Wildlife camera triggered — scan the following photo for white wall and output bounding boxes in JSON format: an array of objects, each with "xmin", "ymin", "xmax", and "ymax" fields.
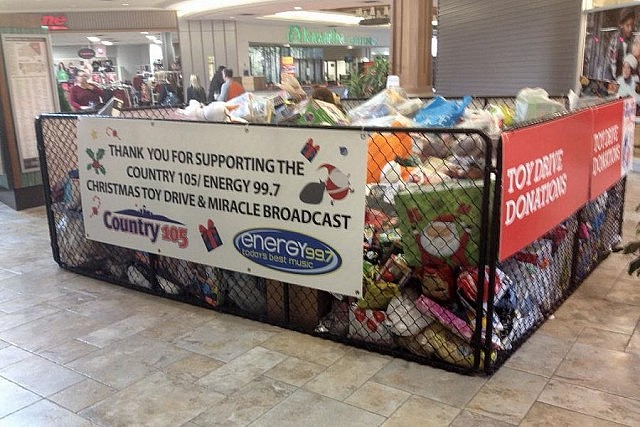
[{"xmin": 115, "ymin": 44, "xmax": 151, "ymax": 82}]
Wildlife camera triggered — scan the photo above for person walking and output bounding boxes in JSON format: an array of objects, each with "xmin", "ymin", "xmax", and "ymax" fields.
[
  {"xmin": 207, "ymin": 65, "xmax": 226, "ymax": 103},
  {"xmin": 216, "ymin": 68, "xmax": 245, "ymax": 102},
  {"xmin": 186, "ymin": 74, "xmax": 207, "ymax": 104}
]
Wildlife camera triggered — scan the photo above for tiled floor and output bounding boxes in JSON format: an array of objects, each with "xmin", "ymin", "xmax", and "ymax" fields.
[{"xmin": 0, "ymin": 175, "xmax": 639, "ymax": 426}]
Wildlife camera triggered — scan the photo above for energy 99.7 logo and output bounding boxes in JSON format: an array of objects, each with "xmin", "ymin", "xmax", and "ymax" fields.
[{"xmin": 234, "ymin": 228, "xmax": 341, "ymax": 275}]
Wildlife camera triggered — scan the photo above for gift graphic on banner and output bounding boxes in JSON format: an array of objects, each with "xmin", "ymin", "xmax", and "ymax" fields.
[
  {"xmin": 199, "ymin": 219, "xmax": 223, "ymax": 252},
  {"xmin": 300, "ymin": 138, "xmax": 320, "ymax": 162}
]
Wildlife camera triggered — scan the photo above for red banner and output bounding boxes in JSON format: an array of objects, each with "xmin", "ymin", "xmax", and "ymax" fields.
[
  {"xmin": 499, "ymin": 110, "xmax": 593, "ymax": 261},
  {"xmin": 590, "ymin": 99, "xmax": 634, "ymax": 200}
]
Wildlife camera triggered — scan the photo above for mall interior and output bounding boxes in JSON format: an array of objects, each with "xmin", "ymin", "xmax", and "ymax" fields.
[{"xmin": 0, "ymin": 0, "xmax": 640, "ymax": 426}]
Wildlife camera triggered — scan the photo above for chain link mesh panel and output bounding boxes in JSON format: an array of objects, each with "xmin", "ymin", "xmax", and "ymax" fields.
[{"xmin": 36, "ymin": 98, "xmax": 625, "ymax": 375}]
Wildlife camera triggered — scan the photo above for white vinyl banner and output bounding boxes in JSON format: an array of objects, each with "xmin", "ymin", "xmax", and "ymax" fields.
[{"xmin": 78, "ymin": 117, "xmax": 367, "ymax": 297}]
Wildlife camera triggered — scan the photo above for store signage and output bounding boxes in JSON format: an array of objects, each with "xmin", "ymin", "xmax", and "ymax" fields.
[
  {"xmin": 40, "ymin": 15, "xmax": 68, "ymax": 30},
  {"xmin": 77, "ymin": 118, "xmax": 367, "ymax": 297},
  {"xmin": 288, "ymin": 25, "xmax": 377, "ymax": 46},
  {"xmin": 590, "ymin": 98, "xmax": 634, "ymax": 200},
  {"xmin": 78, "ymin": 48, "xmax": 96, "ymax": 59},
  {"xmin": 499, "ymin": 110, "xmax": 593, "ymax": 261}
]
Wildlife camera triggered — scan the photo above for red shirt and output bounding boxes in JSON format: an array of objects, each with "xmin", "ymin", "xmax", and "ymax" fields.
[{"xmin": 69, "ymin": 84, "xmax": 104, "ymax": 111}]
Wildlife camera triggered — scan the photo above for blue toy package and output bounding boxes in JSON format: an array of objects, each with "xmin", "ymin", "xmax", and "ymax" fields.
[{"xmin": 414, "ymin": 95, "xmax": 472, "ymax": 127}]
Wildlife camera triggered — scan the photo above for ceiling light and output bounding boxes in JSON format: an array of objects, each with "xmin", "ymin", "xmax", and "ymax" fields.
[
  {"xmin": 229, "ymin": 16, "xmax": 235, "ymax": 19},
  {"xmin": 294, "ymin": 6, "xmax": 302, "ymax": 10},
  {"xmin": 140, "ymin": 31, "xmax": 149, "ymax": 34},
  {"xmin": 122, "ymin": 2, "xmax": 129, "ymax": 5},
  {"xmin": 173, "ymin": 0, "xmax": 268, "ymax": 17},
  {"xmin": 260, "ymin": 11, "xmax": 362, "ymax": 26},
  {"xmin": 102, "ymin": 41, "xmax": 113, "ymax": 46},
  {"xmin": 153, "ymin": 39, "xmax": 163, "ymax": 44},
  {"xmin": 145, "ymin": 35, "xmax": 157, "ymax": 40},
  {"xmin": 87, "ymin": 36, "xmax": 101, "ymax": 42}
]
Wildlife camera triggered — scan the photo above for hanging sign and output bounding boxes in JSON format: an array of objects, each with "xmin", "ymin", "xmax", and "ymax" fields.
[
  {"xmin": 77, "ymin": 118, "xmax": 367, "ymax": 297},
  {"xmin": 78, "ymin": 48, "xmax": 96, "ymax": 59}
]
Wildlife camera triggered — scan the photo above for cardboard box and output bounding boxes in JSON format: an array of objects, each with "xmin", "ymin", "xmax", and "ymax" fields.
[{"xmin": 266, "ymin": 280, "xmax": 332, "ymax": 330}]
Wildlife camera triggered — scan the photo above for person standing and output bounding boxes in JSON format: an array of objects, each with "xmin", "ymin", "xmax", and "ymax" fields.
[
  {"xmin": 207, "ymin": 65, "xmax": 226, "ymax": 103},
  {"xmin": 186, "ymin": 74, "xmax": 207, "ymax": 104},
  {"xmin": 68, "ymin": 71, "xmax": 105, "ymax": 111},
  {"xmin": 216, "ymin": 68, "xmax": 245, "ymax": 102},
  {"xmin": 607, "ymin": 8, "xmax": 636, "ymax": 80}
]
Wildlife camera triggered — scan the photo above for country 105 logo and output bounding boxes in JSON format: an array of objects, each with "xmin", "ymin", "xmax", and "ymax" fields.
[
  {"xmin": 234, "ymin": 228, "xmax": 341, "ymax": 274},
  {"xmin": 102, "ymin": 206, "xmax": 189, "ymax": 249}
]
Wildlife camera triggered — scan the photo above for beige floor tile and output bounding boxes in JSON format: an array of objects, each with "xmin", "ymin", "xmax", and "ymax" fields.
[
  {"xmin": 605, "ymin": 276, "xmax": 640, "ymax": 306},
  {"xmin": 77, "ymin": 312, "xmax": 170, "ymax": 348},
  {"xmin": 381, "ymin": 395, "xmax": 459, "ymax": 427},
  {"xmin": 191, "ymin": 376, "xmax": 296, "ymax": 426},
  {"xmin": 79, "ymin": 372, "xmax": 224, "ymax": 427},
  {"xmin": 555, "ymin": 343, "xmax": 640, "ymax": 400},
  {"xmin": 0, "ymin": 354, "xmax": 86, "ymax": 397},
  {"xmin": 67, "ymin": 335, "xmax": 189, "ymax": 389},
  {"xmin": 0, "ymin": 292, "xmax": 48, "ymax": 314},
  {"xmin": 0, "ymin": 303, "xmax": 61, "ymax": 332},
  {"xmin": 535, "ymin": 316, "xmax": 584, "ymax": 341},
  {"xmin": 196, "ymin": 346, "xmax": 287, "ymax": 395},
  {"xmin": 174, "ymin": 316, "xmax": 280, "ymax": 362},
  {"xmin": 373, "ymin": 359, "xmax": 486, "ymax": 408},
  {"xmin": 449, "ymin": 410, "xmax": 516, "ymax": 426},
  {"xmin": 538, "ymin": 378, "xmax": 640, "ymax": 424},
  {"xmin": 553, "ymin": 296, "xmax": 640, "ymax": 334},
  {"xmin": 138, "ymin": 310, "xmax": 212, "ymax": 342},
  {"xmin": 304, "ymin": 348, "xmax": 391, "ymax": 400},
  {"xmin": 465, "ymin": 367, "xmax": 548, "ymax": 425},
  {"xmin": 0, "ymin": 399, "xmax": 91, "ymax": 427},
  {"xmin": 36, "ymin": 339, "xmax": 100, "ymax": 364},
  {"xmin": 520, "ymin": 402, "xmax": 625, "ymax": 427},
  {"xmin": 49, "ymin": 378, "xmax": 115, "ymax": 412},
  {"xmin": 576, "ymin": 326, "xmax": 631, "ymax": 352},
  {"xmin": 0, "ymin": 288, "xmax": 21, "ymax": 304},
  {"xmin": 260, "ymin": 330, "xmax": 349, "ymax": 367},
  {"xmin": 66, "ymin": 297, "xmax": 149, "ymax": 324},
  {"xmin": 0, "ymin": 377, "xmax": 41, "ymax": 418},
  {"xmin": 0, "ymin": 310, "xmax": 106, "ymax": 353},
  {"xmin": 344, "ymin": 381, "xmax": 410, "ymax": 417},
  {"xmin": 44, "ymin": 289, "xmax": 98, "ymax": 310},
  {"xmin": 264, "ymin": 356, "xmax": 325, "ymax": 387},
  {"xmin": 0, "ymin": 345, "xmax": 31, "ymax": 369},
  {"xmin": 161, "ymin": 352, "xmax": 223, "ymax": 383},
  {"xmin": 503, "ymin": 333, "xmax": 573, "ymax": 377},
  {"xmin": 628, "ymin": 328, "xmax": 640, "ymax": 356},
  {"xmin": 250, "ymin": 389, "xmax": 385, "ymax": 427},
  {"xmin": 0, "ymin": 268, "xmax": 20, "ymax": 281}
]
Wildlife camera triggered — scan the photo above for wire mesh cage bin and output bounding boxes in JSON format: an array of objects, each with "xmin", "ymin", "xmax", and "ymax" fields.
[{"xmin": 36, "ymin": 96, "xmax": 627, "ymax": 375}]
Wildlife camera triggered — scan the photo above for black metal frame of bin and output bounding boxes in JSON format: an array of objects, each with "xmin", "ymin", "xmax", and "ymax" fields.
[{"xmin": 35, "ymin": 97, "xmax": 625, "ymax": 375}]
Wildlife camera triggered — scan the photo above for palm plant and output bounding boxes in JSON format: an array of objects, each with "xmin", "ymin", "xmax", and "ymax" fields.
[{"xmin": 345, "ymin": 56, "xmax": 389, "ymax": 99}]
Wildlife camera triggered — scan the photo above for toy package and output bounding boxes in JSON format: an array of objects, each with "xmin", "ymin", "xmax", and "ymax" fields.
[{"xmin": 394, "ymin": 179, "xmax": 484, "ymax": 268}]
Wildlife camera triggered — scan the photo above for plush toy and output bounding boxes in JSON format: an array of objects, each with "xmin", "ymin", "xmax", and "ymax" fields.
[{"xmin": 177, "ymin": 99, "xmax": 242, "ymax": 123}]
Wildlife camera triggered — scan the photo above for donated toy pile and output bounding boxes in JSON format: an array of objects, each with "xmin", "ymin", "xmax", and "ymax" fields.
[
  {"xmin": 51, "ymin": 77, "xmax": 620, "ymax": 372},
  {"xmin": 171, "ymin": 79, "xmax": 611, "ymax": 369}
]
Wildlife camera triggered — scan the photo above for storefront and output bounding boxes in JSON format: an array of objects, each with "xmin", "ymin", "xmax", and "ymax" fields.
[
  {"xmin": 0, "ymin": 10, "xmax": 179, "ymax": 209},
  {"xmin": 239, "ymin": 22, "xmax": 390, "ymax": 86}
]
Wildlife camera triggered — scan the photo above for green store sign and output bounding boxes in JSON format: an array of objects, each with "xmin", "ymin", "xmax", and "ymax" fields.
[{"xmin": 288, "ymin": 25, "xmax": 377, "ymax": 46}]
